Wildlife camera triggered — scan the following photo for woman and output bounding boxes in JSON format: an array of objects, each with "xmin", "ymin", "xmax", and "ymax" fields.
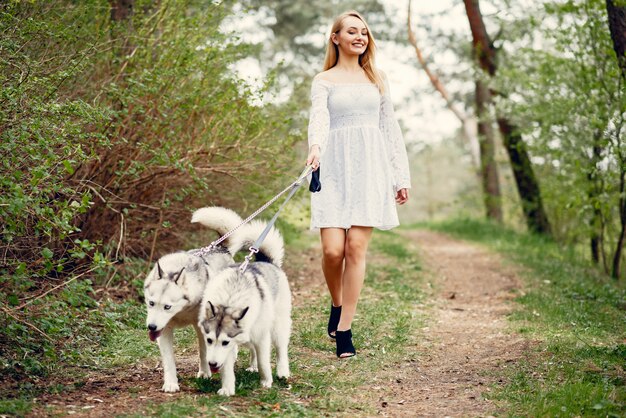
[{"xmin": 305, "ymin": 10, "xmax": 411, "ymax": 358}]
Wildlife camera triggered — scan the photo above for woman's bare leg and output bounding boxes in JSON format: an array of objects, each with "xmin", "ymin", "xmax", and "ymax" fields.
[
  {"xmin": 337, "ymin": 226, "xmax": 373, "ymax": 333},
  {"xmin": 320, "ymin": 228, "xmax": 347, "ymax": 307}
]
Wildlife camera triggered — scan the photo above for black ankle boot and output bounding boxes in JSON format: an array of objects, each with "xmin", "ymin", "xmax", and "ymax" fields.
[
  {"xmin": 335, "ymin": 329, "xmax": 356, "ymax": 358},
  {"xmin": 327, "ymin": 304, "xmax": 341, "ymax": 339}
]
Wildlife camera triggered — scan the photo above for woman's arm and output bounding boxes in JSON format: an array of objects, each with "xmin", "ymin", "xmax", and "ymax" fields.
[
  {"xmin": 306, "ymin": 79, "xmax": 330, "ymax": 170},
  {"xmin": 379, "ymin": 73, "xmax": 411, "ymax": 194}
]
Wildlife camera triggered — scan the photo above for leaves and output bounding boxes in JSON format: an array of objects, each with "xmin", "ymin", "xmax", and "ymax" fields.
[
  {"xmin": 487, "ymin": 0, "xmax": 626, "ymax": 272},
  {"xmin": 0, "ymin": 0, "xmax": 303, "ymax": 383}
]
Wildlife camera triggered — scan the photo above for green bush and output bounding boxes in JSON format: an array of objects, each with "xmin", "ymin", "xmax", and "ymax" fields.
[{"xmin": 0, "ymin": 0, "xmax": 304, "ymax": 386}]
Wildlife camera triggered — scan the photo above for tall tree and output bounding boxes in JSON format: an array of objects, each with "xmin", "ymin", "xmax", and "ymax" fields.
[
  {"xmin": 606, "ymin": 0, "xmax": 626, "ymax": 77},
  {"xmin": 476, "ymin": 79, "xmax": 503, "ymax": 222},
  {"xmin": 606, "ymin": 0, "xmax": 626, "ymax": 278},
  {"xmin": 463, "ymin": 0, "xmax": 552, "ymax": 235},
  {"xmin": 407, "ymin": 1, "xmax": 504, "ymax": 222},
  {"xmin": 491, "ymin": 1, "xmax": 624, "ymax": 276},
  {"xmin": 588, "ymin": 130, "xmax": 605, "ymax": 268}
]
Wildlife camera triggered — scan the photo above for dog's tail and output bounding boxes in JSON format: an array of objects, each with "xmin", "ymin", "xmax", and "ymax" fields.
[
  {"xmin": 231, "ymin": 220, "xmax": 285, "ymax": 267},
  {"xmin": 191, "ymin": 206, "xmax": 243, "ymax": 253}
]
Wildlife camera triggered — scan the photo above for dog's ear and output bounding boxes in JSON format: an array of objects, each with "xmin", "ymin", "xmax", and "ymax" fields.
[
  {"xmin": 233, "ymin": 306, "xmax": 249, "ymax": 321},
  {"xmin": 207, "ymin": 301, "xmax": 217, "ymax": 318},
  {"xmin": 156, "ymin": 262, "xmax": 164, "ymax": 280},
  {"xmin": 173, "ymin": 267, "xmax": 185, "ymax": 284}
]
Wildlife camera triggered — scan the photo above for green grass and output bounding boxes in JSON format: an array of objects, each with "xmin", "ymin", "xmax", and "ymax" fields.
[
  {"xmin": 6, "ymin": 219, "xmax": 625, "ymax": 416},
  {"xmin": 159, "ymin": 229, "xmax": 425, "ymax": 416},
  {"xmin": 0, "ymin": 295, "xmax": 148, "ymax": 417},
  {"xmin": 425, "ymin": 218, "xmax": 626, "ymax": 417},
  {"xmin": 6, "ymin": 228, "xmax": 426, "ymax": 416},
  {"xmin": 0, "ymin": 398, "xmax": 32, "ymax": 417}
]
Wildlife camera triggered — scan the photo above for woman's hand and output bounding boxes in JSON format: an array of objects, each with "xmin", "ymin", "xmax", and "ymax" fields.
[
  {"xmin": 306, "ymin": 145, "xmax": 321, "ymax": 171},
  {"xmin": 395, "ymin": 188, "xmax": 409, "ymax": 205}
]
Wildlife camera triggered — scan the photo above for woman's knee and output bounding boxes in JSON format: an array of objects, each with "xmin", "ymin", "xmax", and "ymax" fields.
[
  {"xmin": 323, "ymin": 245, "xmax": 345, "ymax": 264},
  {"xmin": 345, "ymin": 237, "xmax": 369, "ymax": 263}
]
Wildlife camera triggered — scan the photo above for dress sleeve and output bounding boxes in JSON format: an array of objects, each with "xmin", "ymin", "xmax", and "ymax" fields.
[
  {"xmin": 307, "ymin": 80, "xmax": 330, "ymax": 154},
  {"xmin": 379, "ymin": 77, "xmax": 411, "ymax": 191}
]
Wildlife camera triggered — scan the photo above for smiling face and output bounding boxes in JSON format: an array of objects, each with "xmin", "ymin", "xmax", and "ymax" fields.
[{"xmin": 331, "ymin": 15, "xmax": 369, "ymax": 57}]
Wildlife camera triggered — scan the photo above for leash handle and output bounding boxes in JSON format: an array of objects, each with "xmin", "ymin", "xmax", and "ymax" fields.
[{"xmin": 194, "ymin": 165, "xmax": 313, "ymax": 258}]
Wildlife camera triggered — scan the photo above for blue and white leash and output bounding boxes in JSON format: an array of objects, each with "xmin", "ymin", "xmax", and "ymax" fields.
[{"xmin": 192, "ymin": 165, "xmax": 313, "ymax": 262}]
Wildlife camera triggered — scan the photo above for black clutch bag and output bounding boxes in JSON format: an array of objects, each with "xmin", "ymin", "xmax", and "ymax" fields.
[{"xmin": 309, "ymin": 167, "xmax": 321, "ymax": 192}]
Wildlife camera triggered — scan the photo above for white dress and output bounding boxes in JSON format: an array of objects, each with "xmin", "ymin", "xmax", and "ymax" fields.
[{"xmin": 308, "ymin": 78, "xmax": 411, "ymax": 230}]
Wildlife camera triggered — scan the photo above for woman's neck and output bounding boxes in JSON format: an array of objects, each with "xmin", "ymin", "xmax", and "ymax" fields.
[{"xmin": 335, "ymin": 53, "xmax": 362, "ymax": 73}]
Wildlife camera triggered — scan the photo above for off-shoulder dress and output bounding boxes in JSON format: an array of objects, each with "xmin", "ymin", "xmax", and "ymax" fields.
[{"xmin": 308, "ymin": 78, "xmax": 411, "ymax": 230}]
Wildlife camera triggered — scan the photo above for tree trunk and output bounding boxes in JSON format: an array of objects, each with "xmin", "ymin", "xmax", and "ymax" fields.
[
  {"xmin": 476, "ymin": 80, "xmax": 502, "ymax": 222},
  {"xmin": 588, "ymin": 131, "xmax": 605, "ymax": 268},
  {"xmin": 463, "ymin": 0, "xmax": 552, "ymax": 236},
  {"xmin": 497, "ymin": 119, "xmax": 551, "ymax": 234},
  {"xmin": 464, "ymin": 0, "xmax": 496, "ymax": 77},
  {"xmin": 613, "ymin": 168, "xmax": 626, "ymax": 278},
  {"xmin": 606, "ymin": 0, "xmax": 626, "ymax": 77},
  {"xmin": 606, "ymin": 1, "xmax": 626, "ymax": 279}
]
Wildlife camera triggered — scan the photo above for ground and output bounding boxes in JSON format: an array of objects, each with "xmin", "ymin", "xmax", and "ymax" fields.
[
  {"xmin": 365, "ymin": 230, "xmax": 529, "ymax": 417},
  {"xmin": 28, "ymin": 229, "xmax": 529, "ymax": 417}
]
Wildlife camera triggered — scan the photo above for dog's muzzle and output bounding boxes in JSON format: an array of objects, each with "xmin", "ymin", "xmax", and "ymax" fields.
[
  {"xmin": 209, "ymin": 361, "xmax": 220, "ymax": 373},
  {"xmin": 148, "ymin": 324, "xmax": 162, "ymax": 341}
]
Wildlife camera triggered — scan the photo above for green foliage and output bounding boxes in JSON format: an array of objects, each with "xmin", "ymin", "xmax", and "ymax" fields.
[
  {"xmin": 0, "ymin": 397, "xmax": 32, "ymax": 417},
  {"xmin": 493, "ymin": 0, "xmax": 626, "ymax": 275},
  {"xmin": 1, "ymin": 1, "xmax": 111, "ymax": 279},
  {"xmin": 429, "ymin": 218, "xmax": 625, "ymax": 416},
  {"xmin": 0, "ymin": 0, "xmax": 304, "ymax": 387},
  {"xmin": 1, "ymin": 1, "xmax": 113, "ymax": 385},
  {"xmin": 75, "ymin": 0, "xmax": 302, "ymax": 257}
]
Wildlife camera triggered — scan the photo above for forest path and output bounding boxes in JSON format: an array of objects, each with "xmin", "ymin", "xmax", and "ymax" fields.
[
  {"xmin": 31, "ymin": 229, "xmax": 529, "ymax": 417},
  {"xmin": 372, "ymin": 229, "xmax": 528, "ymax": 417}
]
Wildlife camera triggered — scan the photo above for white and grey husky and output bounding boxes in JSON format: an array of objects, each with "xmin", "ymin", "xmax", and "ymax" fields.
[
  {"xmin": 143, "ymin": 206, "xmax": 244, "ymax": 393},
  {"xmin": 198, "ymin": 220, "xmax": 292, "ymax": 396}
]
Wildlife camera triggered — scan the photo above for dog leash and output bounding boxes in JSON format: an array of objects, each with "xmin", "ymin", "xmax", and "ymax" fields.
[
  {"xmin": 238, "ymin": 166, "xmax": 308, "ymax": 273},
  {"xmin": 192, "ymin": 165, "xmax": 313, "ymax": 259}
]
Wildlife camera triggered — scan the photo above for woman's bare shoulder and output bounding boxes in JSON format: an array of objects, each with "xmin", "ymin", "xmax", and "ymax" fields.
[{"xmin": 313, "ymin": 69, "xmax": 339, "ymax": 83}]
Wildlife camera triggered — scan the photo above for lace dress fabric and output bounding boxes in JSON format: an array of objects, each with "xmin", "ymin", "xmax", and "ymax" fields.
[{"xmin": 308, "ymin": 78, "xmax": 411, "ymax": 230}]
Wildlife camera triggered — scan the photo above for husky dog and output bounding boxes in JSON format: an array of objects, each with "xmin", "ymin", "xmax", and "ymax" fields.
[
  {"xmin": 198, "ymin": 220, "xmax": 292, "ymax": 396},
  {"xmin": 143, "ymin": 206, "xmax": 244, "ymax": 393}
]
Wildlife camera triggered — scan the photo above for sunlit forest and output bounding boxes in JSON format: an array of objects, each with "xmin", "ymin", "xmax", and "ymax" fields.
[{"xmin": 1, "ymin": 0, "xmax": 624, "ymax": 416}]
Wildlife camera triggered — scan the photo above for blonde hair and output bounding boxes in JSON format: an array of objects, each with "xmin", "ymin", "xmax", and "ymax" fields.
[{"xmin": 323, "ymin": 10, "xmax": 385, "ymax": 93}]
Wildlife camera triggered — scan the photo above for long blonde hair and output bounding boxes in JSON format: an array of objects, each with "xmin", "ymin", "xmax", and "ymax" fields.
[{"xmin": 323, "ymin": 10, "xmax": 385, "ymax": 93}]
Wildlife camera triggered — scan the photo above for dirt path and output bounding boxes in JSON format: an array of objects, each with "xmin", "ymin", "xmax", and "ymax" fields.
[
  {"xmin": 373, "ymin": 230, "xmax": 528, "ymax": 417},
  {"xmin": 29, "ymin": 229, "xmax": 529, "ymax": 417}
]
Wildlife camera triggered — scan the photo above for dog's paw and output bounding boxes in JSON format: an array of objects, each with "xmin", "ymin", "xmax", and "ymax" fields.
[
  {"xmin": 260, "ymin": 378, "xmax": 273, "ymax": 388},
  {"xmin": 217, "ymin": 387, "xmax": 235, "ymax": 397},
  {"xmin": 162, "ymin": 381, "xmax": 180, "ymax": 393},
  {"xmin": 276, "ymin": 364, "xmax": 290, "ymax": 379},
  {"xmin": 245, "ymin": 365, "xmax": 258, "ymax": 373},
  {"xmin": 196, "ymin": 370, "xmax": 211, "ymax": 379}
]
